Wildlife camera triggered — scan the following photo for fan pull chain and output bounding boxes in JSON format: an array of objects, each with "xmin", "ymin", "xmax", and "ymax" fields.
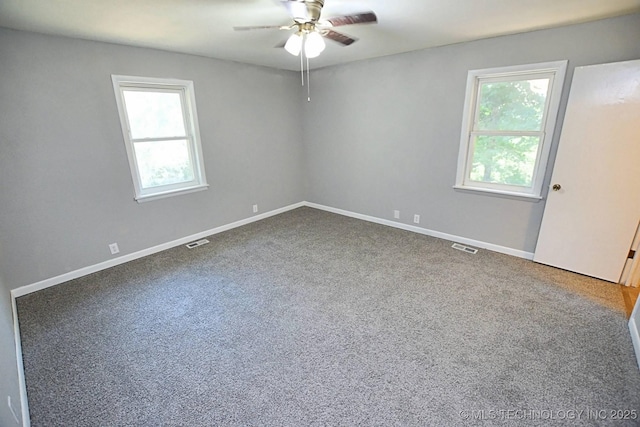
[
  {"xmin": 296, "ymin": 34, "xmax": 311, "ymax": 101},
  {"xmin": 307, "ymin": 55, "xmax": 311, "ymax": 102},
  {"xmin": 300, "ymin": 45, "xmax": 304, "ymax": 86}
]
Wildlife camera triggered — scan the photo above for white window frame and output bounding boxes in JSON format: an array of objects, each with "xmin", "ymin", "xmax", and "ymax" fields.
[
  {"xmin": 454, "ymin": 61, "xmax": 568, "ymax": 200},
  {"xmin": 111, "ymin": 75, "xmax": 208, "ymax": 202}
]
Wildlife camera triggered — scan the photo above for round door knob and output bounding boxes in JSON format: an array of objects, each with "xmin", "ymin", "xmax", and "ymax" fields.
[{"xmin": 552, "ymin": 184, "xmax": 562, "ymax": 191}]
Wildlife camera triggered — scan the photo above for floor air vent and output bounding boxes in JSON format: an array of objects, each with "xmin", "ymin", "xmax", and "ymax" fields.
[
  {"xmin": 186, "ymin": 239, "xmax": 210, "ymax": 249},
  {"xmin": 452, "ymin": 243, "xmax": 478, "ymax": 254}
]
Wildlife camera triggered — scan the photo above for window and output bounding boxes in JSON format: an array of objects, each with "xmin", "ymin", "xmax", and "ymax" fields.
[
  {"xmin": 455, "ymin": 61, "xmax": 567, "ymax": 199},
  {"xmin": 112, "ymin": 75, "xmax": 208, "ymax": 202}
]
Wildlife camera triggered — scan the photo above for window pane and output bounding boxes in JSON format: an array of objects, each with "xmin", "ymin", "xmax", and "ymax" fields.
[
  {"xmin": 477, "ymin": 78, "xmax": 549, "ymax": 131},
  {"xmin": 469, "ymin": 135, "xmax": 540, "ymax": 187},
  {"xmin": 123, "ymin": 90, "xmax": 186, "ymax": 139},
  {"xmin": 133, "ymin": 139, "xmax": 195, "ymax": 188}
]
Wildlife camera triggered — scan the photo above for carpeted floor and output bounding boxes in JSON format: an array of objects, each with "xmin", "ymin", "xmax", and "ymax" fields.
[{"xmin": 16, "ymin": 207, "xmax": 640, "ymax": 426}]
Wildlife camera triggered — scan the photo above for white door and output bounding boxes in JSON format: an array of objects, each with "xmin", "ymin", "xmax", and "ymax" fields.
[{"xmin": 534, "ymin": 60, "xmax": 640, "ymax": 283}]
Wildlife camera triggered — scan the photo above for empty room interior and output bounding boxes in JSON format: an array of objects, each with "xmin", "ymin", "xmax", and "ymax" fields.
[{"xmin": 1, "ymin": 1, "xmax": 640, "ymax": 425}]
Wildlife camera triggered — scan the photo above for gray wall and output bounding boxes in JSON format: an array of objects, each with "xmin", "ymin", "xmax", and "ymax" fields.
[
  {"xmin": 0, "ymin": 28, "xmax": 305, "ymax": 426},
  {"xmin": 303, "ymin": 13, "xmax": 640, "ymax": 253},
  {"xmin": 0, "ymin": 28, "xmax": 305, "ymax": 290}
]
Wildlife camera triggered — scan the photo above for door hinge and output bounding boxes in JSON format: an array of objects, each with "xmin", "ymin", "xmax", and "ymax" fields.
[{"xmin": 628, "ymin": 249, "xmax": 636, "ymax": 259}]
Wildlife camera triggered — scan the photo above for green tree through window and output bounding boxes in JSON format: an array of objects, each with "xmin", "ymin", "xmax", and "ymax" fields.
[{"xmin": 471, "ymin": 79, "xmax": 548, "ymax": 187}]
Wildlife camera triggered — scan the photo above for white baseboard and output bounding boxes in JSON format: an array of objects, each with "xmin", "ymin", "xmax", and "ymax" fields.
[
  {"xmin": 11, "ymin": 294, "xmax": 30, "ymax": 427},
  {"xmin": 10, "ymin": 202, "xmax": 304, "ymax": 299},
  {"xmin": 11, "ymin": 200, "xmax": 534, "ymax": 299},
  {"xmin": 630, "ymin": 300, "xmax": 640, "ymax": 371},
  {"xmin": 304, "ymin": 202, "xmax": 534, "ymax": 260}
]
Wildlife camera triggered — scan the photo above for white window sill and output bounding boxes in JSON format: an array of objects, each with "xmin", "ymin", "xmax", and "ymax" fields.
[
  {"xmin": 135, "ymin": 184, "xmax": 209, "ymax": 203},
  {"xmin": 453, "ymin": 185, "xmax": 542, "ymax": 202}
]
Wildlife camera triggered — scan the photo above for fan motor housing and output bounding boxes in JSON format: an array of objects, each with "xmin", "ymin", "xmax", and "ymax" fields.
[{"xmin": 291, "ymin": 0, "xmax": 325, "ymax": 23}]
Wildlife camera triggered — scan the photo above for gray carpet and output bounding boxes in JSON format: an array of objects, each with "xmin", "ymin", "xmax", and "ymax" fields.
[{"xmin": 16, "ymin": 207, "xmax": 640, "ymax": 426}]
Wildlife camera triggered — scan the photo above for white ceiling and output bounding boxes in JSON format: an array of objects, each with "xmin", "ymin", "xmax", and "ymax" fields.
[{"xmin": 1, "ymin": 0, "xmax": 639, "ymax": 71}]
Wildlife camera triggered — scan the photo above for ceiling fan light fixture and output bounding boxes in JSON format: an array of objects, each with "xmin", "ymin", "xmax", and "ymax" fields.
[
  {"xmin": 284, "ymin": 32, "xmax": 303, "ymax": 56},
  {"xmin": 304, "ymin": 31, "xmax": 325, "ymax": 58}
]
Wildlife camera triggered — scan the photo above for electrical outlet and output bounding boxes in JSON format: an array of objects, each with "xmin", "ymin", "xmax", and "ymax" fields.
[
  {"xmin": 108, "ymin": 243, "xmax": 120, "ymax": 255},
  {"xmin": 8, "ymin": 396, "xmax": 19, "ymax": 424},
  {"xmin": 393, "ymin": 210, "xmax": 400, "ymax": 219},
  {"xmin": 252, "ymin": 204, "xmax": 258, "ymax": 213},
  {"xmin": 413, "ymin": 214, "xmax": 420, "ymax": 224}
]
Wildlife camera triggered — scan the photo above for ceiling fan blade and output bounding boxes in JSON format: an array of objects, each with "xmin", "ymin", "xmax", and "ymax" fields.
[
  {"xmin": 325, "ymin": 12, "xmax": 377, "ymax": 27},
  {"xmin": 233, "ymin": 25, "xmax": 291, "ymax": 31},
  {"xmin": 322, "ymin": 29, "xmax": 357, "ymax": 46}
]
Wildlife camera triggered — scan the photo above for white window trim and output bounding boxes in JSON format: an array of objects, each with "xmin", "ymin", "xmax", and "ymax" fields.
[
  {"xmin": 454, "ymin": 60, "xmax": 568, "ymax": 200},
  {"xmin": 111, "ymin": 75, "xmax": 208, "ymax": 203}
]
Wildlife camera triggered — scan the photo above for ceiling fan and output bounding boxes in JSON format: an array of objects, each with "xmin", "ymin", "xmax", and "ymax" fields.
[{"xmin": 234, "ymin": 0, "xmax": 377, "ymax": 59}]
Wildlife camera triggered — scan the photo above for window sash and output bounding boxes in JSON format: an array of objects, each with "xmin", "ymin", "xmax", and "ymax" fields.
[
  {"xmin": 119, "ymin": 86, "xmax": 190, "ymax": 140},
  {"xmin": 131, "ymin": 138, "xmax": 198, "ymax": 190},
  {"xmin": 472, "ymin": 73, "xmax": 555, "ymax": 135},
  {"xmin": 465, "ymin": 133, "xmax": 544, "ymax": 193}
]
